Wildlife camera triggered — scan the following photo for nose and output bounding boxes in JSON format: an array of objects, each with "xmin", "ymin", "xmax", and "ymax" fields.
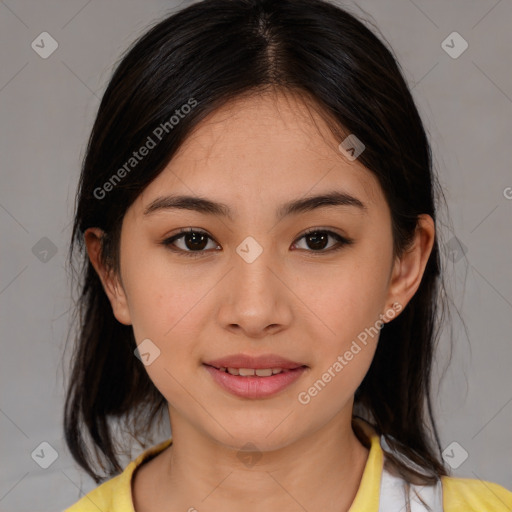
[{"xmin": 216, "ymin": 246, "xmax": 293, "ymax": 339}]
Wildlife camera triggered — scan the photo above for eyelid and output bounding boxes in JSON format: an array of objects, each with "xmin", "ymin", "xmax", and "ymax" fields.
[
  {"xmin": 297, "ymin": 226, "xmax": 348, "ymax": 239},
  {"xmin": 292, "ymin": 227, "xmax": 354, "ymax": 253}
]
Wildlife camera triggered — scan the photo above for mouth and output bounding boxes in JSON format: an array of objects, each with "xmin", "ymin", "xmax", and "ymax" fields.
[
  {"xmin": 207, "ymin": 366, "xmax": 298, "ymax": 377},
  {"xmin": 203, "ymin": 354, "xmax": 308, "ymax": 399},
  {"xmin": 204, "ymin": 353, "xmax": 306, "ymax": 371}
]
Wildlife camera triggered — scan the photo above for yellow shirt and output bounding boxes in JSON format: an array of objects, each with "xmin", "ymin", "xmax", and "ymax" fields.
[{"xmin": 64, "ymin": 428, "xmax": 512, "ymax": 512}]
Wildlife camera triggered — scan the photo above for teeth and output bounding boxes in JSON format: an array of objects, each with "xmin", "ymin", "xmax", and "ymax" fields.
[
  {"xmin": 255, "ymin": 368, "xmax": 273, "ymax": 377},
  {"xmin": 223, "ymin": 367, "xmax": 284, "ymax": 376}
]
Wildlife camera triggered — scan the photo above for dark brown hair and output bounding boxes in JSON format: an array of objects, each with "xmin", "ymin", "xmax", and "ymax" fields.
[{"xmin": 64, "ymin": 0, "xmax": 451, "ymax": 485}]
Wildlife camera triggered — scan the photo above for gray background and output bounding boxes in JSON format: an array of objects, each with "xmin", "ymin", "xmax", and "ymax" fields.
[{"xmin": 1, "ymin": 0, "xmax": 511, "ymax": 510}]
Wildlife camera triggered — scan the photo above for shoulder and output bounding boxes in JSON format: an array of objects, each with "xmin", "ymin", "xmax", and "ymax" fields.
[
  {"xmin": 62, "ymin": 474, "xmax": 123, "ymax": 512},
  {"xmin": 442, "ymin": 475, "xmax": 512, "ymax": 512},
  {"xmin": 63, "ymin": 437, "xmax": 173, "ymax": 512}
]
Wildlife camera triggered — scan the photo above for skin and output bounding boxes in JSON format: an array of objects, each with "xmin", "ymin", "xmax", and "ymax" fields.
[{"xmin": 85, "ymin": 89, "xmax": 435, "ymax": 512}]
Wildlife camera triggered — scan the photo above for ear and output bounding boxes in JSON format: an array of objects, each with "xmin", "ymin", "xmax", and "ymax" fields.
[
  {"xmin": 383, "ymin": 214, "xmax": 435, "ymax": 322},
  {"xmin": 84, "ymin": 227, "xmax": 132, "ymax": 325}
]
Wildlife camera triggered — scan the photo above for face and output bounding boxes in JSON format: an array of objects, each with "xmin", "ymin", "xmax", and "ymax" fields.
[{"xmin": 87, "ymin": 90, "xmax": 431, "ymax": 452}]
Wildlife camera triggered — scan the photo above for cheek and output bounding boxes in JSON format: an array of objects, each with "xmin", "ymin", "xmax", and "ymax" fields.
[
  {"xmin": 294, "ymin": 253, "xmax": 390, "ymax": 347},
  {"xmin": 124, "ymin": 262, "xmax": 211, "ymax": 397},
  {"xmin": 294, "ymin": 261, "xmax": 386, "ymax": 412},
  {"xmin": 121, "ymin": 246, "xmax": 211, "ymax": 345},
  {"xmin": 130, "ymin": 284, "xmax": 207, "ymax": 346},
  {"xmin": 296, "ymin": 343, "xmax": 376, "ymax": 420}
]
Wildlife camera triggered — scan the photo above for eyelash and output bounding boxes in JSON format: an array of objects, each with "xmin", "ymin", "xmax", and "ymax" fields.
[{"xmin": 161, "ymin": 227, "xmax": 354, "ymax": 258}]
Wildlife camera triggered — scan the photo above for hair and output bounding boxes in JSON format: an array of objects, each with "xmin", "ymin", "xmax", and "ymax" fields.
[{"xmin": 64, "ymin": 0, "xmax": 452, "ymax": 486}]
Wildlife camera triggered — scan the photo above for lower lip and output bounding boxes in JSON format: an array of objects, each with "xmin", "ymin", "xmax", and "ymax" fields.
[{"xmin": 203, "ymin": 365, "xmax": 307, "ymax": 399}]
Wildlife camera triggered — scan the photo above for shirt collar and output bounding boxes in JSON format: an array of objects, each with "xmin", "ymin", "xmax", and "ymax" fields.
[{"xmin": 348, "ymin": 417, "xmax": 383, "ymax": 512}]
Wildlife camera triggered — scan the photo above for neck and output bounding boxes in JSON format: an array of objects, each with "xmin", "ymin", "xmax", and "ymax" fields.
[{"xmin": 145, "ymin": 409, "xmax": 370, "ymax": 512}]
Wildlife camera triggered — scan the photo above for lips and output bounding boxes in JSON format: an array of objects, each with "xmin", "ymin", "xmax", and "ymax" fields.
[{"xmin": 203, "ymin": 353, "xmax": 308, "ymax": 399}]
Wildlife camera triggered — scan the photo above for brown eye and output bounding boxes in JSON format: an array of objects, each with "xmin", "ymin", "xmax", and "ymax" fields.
[
  {"xmin": 162, "ymin": 228, "xmax": 220, "ymax": 256},
  {"xmin": 292, "ymin": 229, "xmax": 353, "ymax": 252}
]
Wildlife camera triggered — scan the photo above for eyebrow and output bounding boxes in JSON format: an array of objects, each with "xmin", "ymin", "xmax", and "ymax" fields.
[{"xmin": 143, "ymin": 191, "xmax": 368, "ymax": 220}]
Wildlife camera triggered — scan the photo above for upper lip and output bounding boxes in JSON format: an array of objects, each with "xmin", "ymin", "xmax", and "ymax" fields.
[{"xmin": 204, "ymin": 353, "xmax": 306, "ymax": 370}]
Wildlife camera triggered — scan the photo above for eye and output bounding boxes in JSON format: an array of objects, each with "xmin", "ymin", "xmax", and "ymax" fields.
[
  {"xmin": 291, "ymin": 229, "xmax": 353, "ymax": 253},
  {"xmin": 161, "ymin": 228, "xmax": 220, "ymax": 257},
  {"xmin": 161, "ymin": 227, "xmax": 353, "ymax": 258}
]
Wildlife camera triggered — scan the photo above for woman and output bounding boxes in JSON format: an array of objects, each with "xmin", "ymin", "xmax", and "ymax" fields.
[{"xmin": 63, "ymin": 1, "xmax": 512, "ymax": 510}]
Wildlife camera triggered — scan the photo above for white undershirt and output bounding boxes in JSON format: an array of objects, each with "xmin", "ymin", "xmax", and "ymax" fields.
[{"xmin": 378, "ymin": 436, "xmax": 444, "ymax": 511}]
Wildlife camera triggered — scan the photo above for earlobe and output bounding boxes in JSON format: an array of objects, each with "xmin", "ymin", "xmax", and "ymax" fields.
[
  {"xmin": 83, "ymin": 227, "xmax": 132, "ymax": 326},
  {"xmin": 384, "ymin": 214, "xmax": 435, "ymax": 321}
]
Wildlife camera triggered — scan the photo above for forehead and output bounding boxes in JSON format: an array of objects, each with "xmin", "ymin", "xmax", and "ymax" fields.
[
  {"xmin": 176, "ymin": 90, "xmax": 353, "ymax": 166},
  {"xmin": 134, "ymin": 90, "xmax": 384, "ymax": 214}
]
